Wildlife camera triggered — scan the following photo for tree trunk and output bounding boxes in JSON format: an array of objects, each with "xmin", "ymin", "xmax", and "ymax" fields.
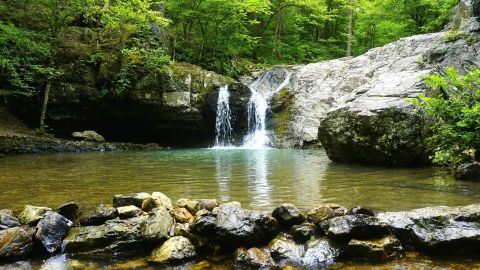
[
  {"xmin": 275, "ymin": 4, "xmax": 283, "ymax": 40},
  {"xmin": 102, "ymin": 0, "xmax": 110, "ymax": 11},
  {"xmin": 39, "ymin": 81, "xmax": 51, "ymax": 132},
  {"xmin": 347, "ymin": 0, "xmax": 354, "ymax": 57}
]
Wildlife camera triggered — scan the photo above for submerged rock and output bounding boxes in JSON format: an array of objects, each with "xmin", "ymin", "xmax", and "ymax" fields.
[
  {"xmin": 71, "ymin": 130, "xmax": 105, "ymax": 142},
  {"xmin": 79, "ymin": 204, "xmax": 118, "ymax": 226},
  {"xmin": 347, "ymin": 236, "xmax": 403, "ymax": 261},
  {"xmin": 62, "ymin": 216, "xmax": 147, "ymax": 257},
  {"xmin": 455, "ymin": 162, "xmax": 480, "ymax": 181},
  {"xmin": 234, "ymin": 247, "xmax": 276, "ymax": 270},
  {"xmin": 149, "ymin": 236, "xmax": 196, "ymax": 264},
  {"xmin": 0, "ymin": 209, "xmax": 21, "ymax": 229},
  {"xmin": 142, "ymin": 206, "xmax": 174, "ymax": 241},
  {"xmin": 272, "ymin": 204, "xmax": 305, "ymax": 228},
  {"xmin": 0, "ymin": 227, "xmax": 34, "ymax": 259},
  {"xmin": 215, "ymin": 202, "xmax": 279, "ymax": 247},
  {"xmin": 18, "ymin": 205, "xmax": 52, "ymax": 225},
  {"xmin": 306, "ymin": 204, "xmax": 348, "ymax": 224},
  {"xmin": 377, "ymin": 204, "xmax": 480, "ymax": 252},
  {"xmin": 35, "ymin": 211, "xmax": 73, "ymax": 253},
  {"xmin": 300, "ymin": 238, "xmax": 341, "ymax": 268}
]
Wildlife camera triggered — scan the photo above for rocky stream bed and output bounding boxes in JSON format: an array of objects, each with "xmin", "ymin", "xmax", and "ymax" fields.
[{"xmin": 1, "ymin": 192, "xmax": 480, "ymax": 269}]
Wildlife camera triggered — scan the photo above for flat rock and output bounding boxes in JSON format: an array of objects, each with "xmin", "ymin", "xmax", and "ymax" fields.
[
  {"xmin": 35, "ymin": 211, "xmax": 73, "ymax": 253},
  {"xmin": 149, "ymin": 236, "xmax": 196, "ymax": 264},
  {"xmin": 71, "ymin": 130, "xmax": 105, "ymax": 142},
  {"xmin": 320, "ymin": 214, "xmax": 389, "ymax": 240},
  {"xmin": 0, "ymin": 227, "xmax": 34, "ymax": 259},
  {"xmin": 306, "ymin": 204, "xmax": 348, "ymax": 224},
  {"xmin": 79, "ymin": 204, "xmax": 118, "ymax": 226},
  {"xmin": 18, "ymin": 205, "xmax": 52, "ymax": 225},
  {"xmin": 117, "ymin": 205, "xmax": 143, "ymax": 219},
  {"xmin": 113, "ymin": 193, "xmax": 151, "ymax": 208}
]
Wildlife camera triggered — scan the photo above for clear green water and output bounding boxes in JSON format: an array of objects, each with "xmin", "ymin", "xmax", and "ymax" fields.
[{"xmin": 1, "ymin": 149, "xmax": 479, "ymax": 212}]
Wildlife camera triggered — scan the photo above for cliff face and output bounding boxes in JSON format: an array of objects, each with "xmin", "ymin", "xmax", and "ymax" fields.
[{"xmin": 266, "ymin": 0, "xmax": 480, "ymax": 165}]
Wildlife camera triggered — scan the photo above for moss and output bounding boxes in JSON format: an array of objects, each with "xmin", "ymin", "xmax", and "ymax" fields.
[
  {"xmin": 467, "ymin": 34, "xmax": 480, "ymax": 46},
  {"xmin": 444, "ymin": 31, "xmax": 467, "ymax": 43},
  {"xmin": 272, "ymin": 88, "xmax": 295, "ymax": 140}
]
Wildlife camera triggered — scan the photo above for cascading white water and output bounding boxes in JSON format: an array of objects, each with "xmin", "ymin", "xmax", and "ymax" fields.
[
  {"xmin": 242, "ymin": 70, "xmax": 291, "ymax": 148},
  {"xmin": 213, "ymin": 85, "xmax": 233, "ymax": 147}
]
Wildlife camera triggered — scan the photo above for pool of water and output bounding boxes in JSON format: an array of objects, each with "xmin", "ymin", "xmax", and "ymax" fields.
[{"xmin": 1, "ymin": 148, "xmax": 480, "ymax": 212}]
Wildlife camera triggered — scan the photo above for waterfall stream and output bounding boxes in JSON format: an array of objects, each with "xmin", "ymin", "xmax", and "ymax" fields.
[
  {"xmin": 242, "ymin": 70, "xmax": 291, "ymax": 148},
  {"xmin": 213, "ymin": 85, "xmax": 233, "ymax": 148}
]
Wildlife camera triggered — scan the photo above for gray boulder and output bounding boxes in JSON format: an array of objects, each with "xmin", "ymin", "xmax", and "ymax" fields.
[
  {"xmin": 0, "ymin": 209, "xmax": 21, "ymax": 229},
  {"xmin": 35, "ymin": 211, "xmax": 73, "ymax": 253},
  {"xmin": 300, "ymin": 238, "xmax": 341, "ymax": 268},
  {"xmin": 455, "ymin": 162, "xmax": 480, "ymax": 181},
  {"xmin": 290, "ymin": 222, "xmax": 316, "ymax": 243},
  {"xmin": 142, "ymin": 206, "xmax": 174, "ymax": 241},
  {"xmin": 268, "ymin": 236, "xmax": 304, "ymax": 264},
  {"xmin": 320, "ymin": 214, "xmax": 390, "ymax": 240},
  {"xmin": 0, "ymin": 227, "xmax": 34, "ymax": 259},
  {"xmin": 149, "ymin": 236, "xmax": 196, "ymax": 264},
  {"xmin": 272, "ymin": 204, "xmax": 305, "ymax": 228},
  {"xmin": 215, "ymin": 202, "xmax": 279, "ymax": 247},
  {"xmin": 71, "ymin": 131, "xmax": 105, "ymax": 142}
]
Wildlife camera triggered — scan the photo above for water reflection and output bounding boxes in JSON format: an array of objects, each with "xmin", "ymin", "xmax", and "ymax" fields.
[{"xmin": 0, "ymin": 149, "xmax": 480, "ymax": 211}]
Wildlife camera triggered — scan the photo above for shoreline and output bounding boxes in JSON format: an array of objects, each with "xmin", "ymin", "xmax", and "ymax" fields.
[{"xmin": 1, "ymin": 192, "xmax": 480, "ymax": 268}]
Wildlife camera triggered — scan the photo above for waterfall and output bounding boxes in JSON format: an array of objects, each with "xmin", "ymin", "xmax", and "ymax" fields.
[
  {"xmin": 242, "ymin": 70, "xmax": 291, "ymax": 149},
  {"xmin": 214, "ymin": 85, "xmax": 233, "ymax": 147}
]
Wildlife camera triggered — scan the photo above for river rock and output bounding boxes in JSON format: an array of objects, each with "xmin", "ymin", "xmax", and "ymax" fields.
[
  {"xmin": 348, "ymin": 206, "xmax": 375, "ymax": 216},
  {"xmin": 0, "ymin": 210, "xmax": 21, "ymax": 229},
  {"xmin": 56, "ymin": 202, "xmax": 80, "ymax": 221},
  {"xmin": 71, "ymin": 130, "xmax": 105, "ymax": 142},
  {"xmin": 149, "ymin": 236, "xmax": 197, "ymax": 264},
  {"xmin": 35, "ymin": 211, "xmax": 73, "ymax": 253},
  {"xmin": 268, "ymin": 236, "xmax": 304, "ymax": 264},
  {"xmin": 176, "ymin": 198, "xmax": 219, "ymax": 214},
  {"xmin": 272, "ymin": 204, "xmax": 305, "ymax": 228},
  {"xmin": 62, "ymin": 216, "xmax": 147, "ymax": 257},
  {"xmin": 455, "ymin": 162, "xmax": 480, "ymax": 181},
  {"xmin": 173, "ymin": 223, "xmax": 213, "ymax": 252},
  {"xmin": 173, "ymin": 208, "xmax": 194, "ymax": 223},
  {"xmin": 190, "ymin": 210, "xmax": 217, "ymax": 236},
  {"xmin": 300, "ymin": 238, "xmax": 341, "ymax": 268},
  {"xmin": 18, "ymin": 205, "xmax": 52, "ymax": 225},
  {"xmin": 215, "ymin": 202, "xmax": 279, "ymax": 247},
  {"xmin": 347, "ymin": 236, "xmax": 403, "ymax": 261},
  {"xmin": 377, "ymin": 204, "xmax": 480, "ymax": 252},
  {"xmin": 320, "ymin": 214, "xmax": 389, "ymax": 240},
  {"xmin": 113, "ymin": 192, "xmax": 151, "ymax": 208},
  {"xmin": 117, "ymin": 205, "xmax": 143, "ymax": 219},
  {"xmin": 234, "ymin": 247, "xmax": 276, "ymax": 270},
  {"xmin": 306, "ymin": 204, "xmax": 348, "ymax": 224},
  {"xmin": 151, "ymin": 192, "xmax": 173, "ymax": 210},
  {"xmin": 142, "ymin": 206, "xmax": 174, "ymax": 241},
  {"xmin": 0, "ymin": 261, "xmax": 33, "ymax": 270},
  {"xmin": 0, "ymin": 227, "xmax": 34, "ymax": 259},
  {"xmin": 290, "ymin": 222, "xmax": 316, "ymax": 243},
  {"xmin": 79, "ymin": 204, "xmax": 118, "ymax": 226}
]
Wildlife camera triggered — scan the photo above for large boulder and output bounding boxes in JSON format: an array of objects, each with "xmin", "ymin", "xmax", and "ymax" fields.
[
  {"xmin": 455, "ymin": 162, "xmax": 480, "ymax": 181},
  {"xmin": 149, "ymin": 236, "xmax": 196, "ymax": 264},
  {"xmin": 0, "ymin": 227, "xmax": 34, "ymax": 259},
  {"xmin": 377, "ymin": 204, "xmax": 480, "ymax": 252},
  {"xmin": 320, "ymin": 214, "xmax": 390, "ymax": 240},
  {"xmin": 35, "ymin": 211, "xmax": 73, "ymax": 253},
  {"xmin": 214, "ymin": 202, "xmax": 279, "ymax": 248},
  {"xmin": 300, "ymin": 238, "xmax": 341, "ymax": 268},
  {"xmin": 142, "ymin": 207, "xmax": 174, "ymax": 241},
  {"xmin": 62, "ymin": 216, "xmax": 147, "ymax": 257}
]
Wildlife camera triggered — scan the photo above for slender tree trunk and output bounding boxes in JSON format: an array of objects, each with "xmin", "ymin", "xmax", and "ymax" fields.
[
  {"xmin": 158, "ymin": 0, "xmax": 166, "ymax": 16},
  {"xmin": 275, "ymin": 3, "xmax": 283, "ymax": 40},
  {"xmin": 347, "ymin": 0, "xmax": 354, "ymax": 57},
  {"xmin": 39, "ymin": 81, "xmax": 51, "ymax": 132}
]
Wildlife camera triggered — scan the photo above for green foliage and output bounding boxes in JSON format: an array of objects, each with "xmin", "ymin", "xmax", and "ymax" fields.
[
  {"xmin": 444, "ymin": 30, "xmax": 467, "ymax": 42},
  {"xmin": 0, "ymin": 23, "xmax": 51, "ymax": 97},
  {"xmin": 411, "ymin": 68, "xmax": 480, "ymax": 166}
]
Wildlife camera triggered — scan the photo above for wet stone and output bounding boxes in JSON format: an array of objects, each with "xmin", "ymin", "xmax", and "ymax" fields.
[
  {"xmin": 149, "ymin": 236, "xmax": 197, "ymax": 264},
  {"xmin": 117, "ymin": 205, "xmax": 143, "ymax": 219},
  {"xmin": 347, "ymin": 236, "xmax": 403, "ymax": 261},
  {"xmin": 272, "ymin": 204, "xmax": 305, "ymax": 228},
  {"xmin": 0, "ymin": 227, "xmax": 34, "ymax": 259},
  {"xmin": 142, "ymin": 206, "xmax": 174, "ymax": 241},
  {"xmin": 172, "ymin": 207, "xmax": 194, "ymax": 223},
  {"xmin": 79, "ymin": 204, "xmax": 118, "ymax": 226},
  {"xmin": 290, "ymin": 222, "xmax": 316, "ymax": 243},
  {"xmin": 56, "ymin": 202, "xmax": 80, "ymax": 221},
  {"xmin": 113, "ymin": 192, "xmax": 151, "ymax": 208},
  {"xmin": 268, "ymin": 236, "xmax": 305, "ymax": 264},
  {"xmin": 35, "ymin": 211, "xmax": 73, "ymax": 253},
  {"xmin": 18, "ymin": 205, "xmax": 52, "ymax": 225},
  {"xmin": 235, "ymin": 247, "xmax": 276, "ymax": 270},
  {"xmin": 300, "ymin": 238, "xmax": 341, "ymax": 269},
  {"xmin": 306, "ymin": 204, "xmax": 348, "ymax": 224},
  {"xmin": 0, "ymin": 209, "xmax": 21, "ymax": 230}
]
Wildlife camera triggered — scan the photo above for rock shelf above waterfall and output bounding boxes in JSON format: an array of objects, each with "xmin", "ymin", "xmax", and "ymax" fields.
[{"xmin": 2, "ymin": 192, "xmax": 480, "ymax": 269}]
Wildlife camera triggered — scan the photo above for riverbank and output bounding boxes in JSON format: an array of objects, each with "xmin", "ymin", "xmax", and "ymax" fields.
[
  {"xmin": 0, "ymin": 108, "xmax": 160, "ymax": 155},
  {"xmin": 1, "ymin": 192, "xmax": 480, "ymax": 269}
]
